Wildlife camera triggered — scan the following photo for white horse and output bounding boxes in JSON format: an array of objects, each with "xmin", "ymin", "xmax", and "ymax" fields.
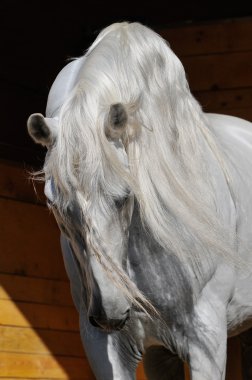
[{"xmin": 27, "ymin": 22, "xmax": 252, "ymax": 380}]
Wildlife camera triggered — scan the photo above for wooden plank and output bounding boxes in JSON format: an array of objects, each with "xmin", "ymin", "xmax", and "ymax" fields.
[
  {"xmin": 159, "ymin": 18, "xmax": 252, "ymax": 57},
  {"xmin": 184, "ymin": 362, "xmax": 190, "ymax": 379},
  {"xmin": 0, "ymin": 299, "xmax": 79, "ymax": 331},
  {"xmin": 240, "ymin": 328, "xmax": 252, "ymax": 380},
  {"xmin": 0, "ymin": 352, "xmax": 94, "ymax": 379},
  {"xmin": 194, "ymin": 88, "xmax": 252, "ymax": 113},
  {"xmin": 226, "ymin": 336, "xmax": 242, "ymax": 380},
  {"xmin": 0, "ymin": 160, "xmax": 45, "ymax": 204},
  {"xmin": 183, "ymin": 51, "xmax": 252, "ymax": 92},
  {"xmin": 0, "ymin": 273, "xmax": 73, "ymax": 307},
  {"xmin": 0, "ymin": 198, "xmax": 67, "ymax": 280},
  {"xmin": 137, "ymin": 360, "xmax": 190, "ymax": 380},
  {"xmin": 136, "ymin": 362, "xmax": 146, "ymax": 380},
  {"xmin": 0, "ymin": 325, "xmax": 84, "ymax": 357}
]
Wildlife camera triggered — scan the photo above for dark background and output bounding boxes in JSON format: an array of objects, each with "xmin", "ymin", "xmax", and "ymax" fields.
[{"xmin": 1, "ymin": 0, "xmax": 252, "ymax": 166}]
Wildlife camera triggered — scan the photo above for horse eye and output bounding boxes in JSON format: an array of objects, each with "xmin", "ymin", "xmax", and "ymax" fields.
[{"xmin": 114, "ymin": 196, "xmax": 128, "ymax": 209}]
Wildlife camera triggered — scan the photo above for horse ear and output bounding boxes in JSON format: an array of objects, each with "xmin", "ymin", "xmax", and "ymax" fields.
[
  {"xmin": 27, "ymin": 113, "xmax": 58, "ymax": 147},
  {"xmin": 105, "ymin": 103, "xmax": 128, "ymax": 139}
]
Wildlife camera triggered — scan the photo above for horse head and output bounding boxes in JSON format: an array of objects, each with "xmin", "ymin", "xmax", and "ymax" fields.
[{"xmin": 27, "ymin": 107, "xmax": 135, "ymax": 332}]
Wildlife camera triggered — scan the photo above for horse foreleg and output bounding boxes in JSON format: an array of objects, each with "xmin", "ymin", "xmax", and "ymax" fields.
[
  {"xmin": 188, "ymin": 291, "xmax": 229, "ymax": 379},
  {"xmin": 188, "ymin": 332, "xmax": 227, "ymax": 380},
  {"xmin": 188, "ymin": 263, "xmax": 236, "ymax": 380}
]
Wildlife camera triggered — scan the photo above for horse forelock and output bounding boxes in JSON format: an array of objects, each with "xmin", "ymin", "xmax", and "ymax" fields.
[{"xmin": 43, "ymin": 22, "xmax": 239, "ymax": 307}]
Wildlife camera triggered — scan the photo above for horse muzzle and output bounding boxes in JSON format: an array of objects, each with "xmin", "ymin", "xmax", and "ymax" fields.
[{"xmin": 89, "ymin": 309, "xmax": 130, "ymax": 332}]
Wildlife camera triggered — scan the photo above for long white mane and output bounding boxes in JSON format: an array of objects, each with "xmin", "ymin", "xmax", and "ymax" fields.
[{"xmin": 46, "ymin": 22, "xmax": 236, "ymax": 278}]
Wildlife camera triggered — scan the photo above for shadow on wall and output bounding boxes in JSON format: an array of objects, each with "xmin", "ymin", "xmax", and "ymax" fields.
[{"xmin": 0, "ymin": 161, "xmax": 94, "ymax": 379}]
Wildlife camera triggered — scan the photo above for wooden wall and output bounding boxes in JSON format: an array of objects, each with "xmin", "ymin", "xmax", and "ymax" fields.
[
  {"xmin": 1, "ymin": 17, "xmax": 251, "ymax": 380},
  {"xmin": 159, "ymin": 17, "xmax": 252, "ymax": 122},
  {"xmin": 0, "ymin": 161, "xmax": 94, "ymax": 379}
]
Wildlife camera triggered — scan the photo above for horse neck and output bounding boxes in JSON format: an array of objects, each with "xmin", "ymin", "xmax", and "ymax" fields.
[{"xmin": 127, "ymin": 126, "xmax": 237, "ymax": 290}]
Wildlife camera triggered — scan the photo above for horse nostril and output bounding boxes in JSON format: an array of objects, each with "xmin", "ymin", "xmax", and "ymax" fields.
[
  {"xmin": 124, "ymin": 308, "xmax": 130, "ymax": 321},
  {"xmin": 89, "ymin": 316, "xmax": 101, "ymax": 328},
  {"xmin": 89, "ymin": 311, "xmax": 130, "ymax": 331}
]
